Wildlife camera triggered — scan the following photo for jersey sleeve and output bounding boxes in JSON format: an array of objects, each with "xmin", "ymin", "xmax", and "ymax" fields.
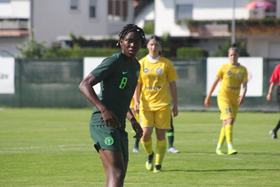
[
  {"xmin": 90, "ymin": 56, "xmax": 118, "ymax": 82},
  {"xmin": 166, "ymin": 60, "xmax": 178, "ymax": 82},
  {"xmin": 269, "ymin": 64, "xmax": 280, "ymax": 83}
]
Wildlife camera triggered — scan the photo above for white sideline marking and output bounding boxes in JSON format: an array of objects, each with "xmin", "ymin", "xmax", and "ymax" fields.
[{"xmin": 0, "ymin": 144, "xmax": 92, "ymax": 150}]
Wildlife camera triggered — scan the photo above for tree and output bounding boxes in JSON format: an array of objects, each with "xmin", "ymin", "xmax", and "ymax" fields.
[
  {"xmin": 16, "ymin": 30, "xmax": 46, "ymax": 58},
  {"xmin": 213, "ymin": 40, "xmax": 249, "ymax": 57}
]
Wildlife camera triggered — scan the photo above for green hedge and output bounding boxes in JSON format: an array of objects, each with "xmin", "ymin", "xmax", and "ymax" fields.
[
  {"xmin": 43, "ymin": 48, "xmax": 122, "ymax": 58},
  {"xmin": 176, "ymin": 47, "xmax": 208, "ymax": 58},
  {"xmin": 43, "ymin": 47, "xmax": 171, "ymax": 59}
]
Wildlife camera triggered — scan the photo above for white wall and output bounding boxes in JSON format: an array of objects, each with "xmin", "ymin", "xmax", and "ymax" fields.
[
  {"xmin": 0, "ymin": 0, "xmax": 30, "ymax": 18},
  {"xmin": 33, "ymin": 0, "xmax": 134, "ymax": 47},
  {"xmin": 0, "ymin": 36, "xmax": 28, "ymax": 57},
  {"xmin": 247, "ymin": 37, "xmax": 280, "ymax": 58},
  {"xmin": 134, "ymin": 2, "xmax": 155, "ymax": 28},
  {"xmin": 193, "ymin": 0, "xmax": 250, "ymax": 20},
  {"xmin": 155, "ymin": 0, "xmax": 190, "ymax": 37}
]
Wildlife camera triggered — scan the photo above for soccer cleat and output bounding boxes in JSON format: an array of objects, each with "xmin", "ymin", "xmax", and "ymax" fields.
[
  {"xmin": 153, "ymin": 164, "xmax": 161, "ymax": 173},
  {"xmin": 269, "ymin": 130, "xmax": 278, "ymax": 139},
  {"xmin": 167, "ymin": 147, "xmax": 180, "ymax": 153},
  {"xmin": 145, "ymin": 152, "xmax": 154, "ymax": 171},
  {"xmin": 216, "ymin": 148, "xmax": 224, "ymax": 155},
  {"xmin": 132, "ymin": 147, "xmax": 139, "ymax": 153},
  {"xmin": 228, "ymin": 147, "xmax": 238, "ymax": 155}
]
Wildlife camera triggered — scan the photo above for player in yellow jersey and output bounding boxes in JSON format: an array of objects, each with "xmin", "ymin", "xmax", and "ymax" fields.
[
  {"xmin": 204, "ymin": 43, "xmax": 248, "ymax": 155},
  {"xmin": 134, "ymin": 35, "xmax": 178, "ymax": 173}
]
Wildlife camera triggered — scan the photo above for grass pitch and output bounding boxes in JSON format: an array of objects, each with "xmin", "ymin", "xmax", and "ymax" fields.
[{"xmin": 0, "ymin": 108, "xmax": 279, "ymax": 187}]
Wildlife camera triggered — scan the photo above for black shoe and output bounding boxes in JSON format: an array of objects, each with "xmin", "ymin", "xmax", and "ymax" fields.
[{"xmin": 153, "ymin": 164, "xmax": 161, "ymax": 173}]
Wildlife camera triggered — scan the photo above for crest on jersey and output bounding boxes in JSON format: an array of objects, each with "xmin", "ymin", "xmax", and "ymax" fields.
[
  {"xmin": 227, "ymin": 71, "xmax": 232, "ymax": 76},
  {"xmin": 156, "ymin": 68, "xmax": 163, "ymax": 75},
  {"xmin": 238, "ymin": 72, "xmax": 242, "ymax": 78},
  {"xmin": 144, "ymin": 68, "xmax": 149, "ymax": 73},
  {"xmin": 105, "ymin": 137, "xmax": 114, "ymax": 146}
]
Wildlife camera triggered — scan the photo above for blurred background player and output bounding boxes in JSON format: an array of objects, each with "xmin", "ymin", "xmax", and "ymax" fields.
[
  {"xmin": 266, "ymin": 64, "xmax": 280, "ymax": 139},
  {"xmin": 132, "ymin": 112, "xmax": 180, "ymax": 154},
  {"xmin": 134, "ymin": 35, "xmax": 178, "ymax": 173},
  {"xmin": 79, "ymin": 24, "xmax": 145, "ymax": 186},
  {"xmin": 204, "ymin": 43, "xmax": 248, "ymax": 155}
]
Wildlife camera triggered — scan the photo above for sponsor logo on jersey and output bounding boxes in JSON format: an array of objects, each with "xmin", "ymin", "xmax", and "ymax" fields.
[
  {"xmin": 227, "ymin": 71, "xmax": 232, "ymax": 76},
  {"xmin": 156, "ymin": 68, "xmax": 163, "ymax": 75},
  {"xmin": 145, "ymin": 86, "xmax": 161, "ymax": 90},
  {"xmin": 227, "ymin": 86, "xmax": 239, "ymax": 90},
  {"xmin": 104, "ymin": 137, "xmax": 114, "ymax": 146},
  {"xmin": 144, "ymin": 68, "xmax": 149, "ymax": 73},
  {"xmin": 238, "ymin": 72, "xmax": 242, "ymax": 78},
  {"xmin": 122, "ymin": 71, "xmax": 127, "ymax": 74}
]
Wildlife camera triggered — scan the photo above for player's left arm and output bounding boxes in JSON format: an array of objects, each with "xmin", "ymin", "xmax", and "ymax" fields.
[
  {"xmin": 169, "ymin": 81, "xmax": 178, "ymax": 117},
  {"xmin": 238, "ymin": 81, "xmax": 247, "ymax": 105},
  {"xmin": 127, "ymin": 109, "xmax": 143, "ymax": 139}
]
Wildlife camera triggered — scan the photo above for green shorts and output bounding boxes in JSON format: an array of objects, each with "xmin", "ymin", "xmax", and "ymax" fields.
[{"xmin": 89, "ymin": 124, "xmax": 129, "ymax": 162}]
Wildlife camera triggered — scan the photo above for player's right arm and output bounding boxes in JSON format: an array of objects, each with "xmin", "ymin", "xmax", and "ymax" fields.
[
  {"xmin": 204, "ymin": 76, "xmax": 220, "ymax": 108},
  {"xmin": 266, "ymin": 82, "xmax": 275, "ymax": 102},
  {"xmin": 79, "ymin": 73, "xmax": 121, "ymax": 128}
]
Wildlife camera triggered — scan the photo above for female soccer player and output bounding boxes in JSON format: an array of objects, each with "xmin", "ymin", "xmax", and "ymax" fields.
[
  {"xmin": 204, "ymin": 43, "xmax": 248, "ymax": 155},
  {"xmin": 134, "ymin": 35, "xmax": 178, "ymax": 173},
  {"xmin": 79, "ymin": 24, "xmax": 145, "ymax": 187},
  {"xmin": 266, "ymin": 64, "xmax": 280, "ymax": 139}
]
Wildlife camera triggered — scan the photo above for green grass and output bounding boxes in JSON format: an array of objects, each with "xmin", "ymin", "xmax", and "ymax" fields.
[{"xmin": 0, "ymin": 108, "xmax": 279, "ymax": 187}]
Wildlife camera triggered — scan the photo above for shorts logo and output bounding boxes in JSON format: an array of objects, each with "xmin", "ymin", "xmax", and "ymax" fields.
[
  {"xmin": 104, "ymin": 137, "xmax": 114, "ymax": 146},
  {"xmin": 227, "ymin": 71, "xmax": 232, "ymax": 76},
  {"xmin": 144, "ymin": 68, "xmax": 149, "ymax": 73},
  {"xmin": 156, "ymin": 68, "xmax": 163, "ymax": 75},
  {"xmin": 238, "ymin": 72, "xmax": 242, "ymax": 78}
]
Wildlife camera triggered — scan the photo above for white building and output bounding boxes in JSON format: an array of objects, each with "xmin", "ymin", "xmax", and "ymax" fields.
[
  {"xmin": 135, "ymin": 0, "xmax": 280, "ymax": 58},
  {"xmin": 0, "ymin": 0, "xmax": 30, "ymax": 57},
  {"xmin": 32, "ymin": 0, "xmax": 135, "ymax": 48}
]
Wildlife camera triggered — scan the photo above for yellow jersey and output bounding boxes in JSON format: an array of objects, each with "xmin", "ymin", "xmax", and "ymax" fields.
[
  {"xmin": 216, "ymin": 62, "xmax": 248, "ymax": 101},
  {"xmin": 138, "ymin": 55, "xmax": 178, "ymax": 109},
  {"xmin": 130, "ymin": 97, "xmax": 135, "ymax": 109}
]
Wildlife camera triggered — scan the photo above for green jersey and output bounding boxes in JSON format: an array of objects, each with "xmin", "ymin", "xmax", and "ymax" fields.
[{"xmin": 89, "ymin": 52, "xmax": 140, "ymax": 128}]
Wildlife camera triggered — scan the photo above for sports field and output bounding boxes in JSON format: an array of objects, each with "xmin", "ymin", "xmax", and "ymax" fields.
[{"xmin": 1, "ymin": 108, "xmax": 279, "ymax": 187}]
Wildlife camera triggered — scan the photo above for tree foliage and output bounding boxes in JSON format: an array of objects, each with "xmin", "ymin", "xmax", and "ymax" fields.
[
  {"xmin": 16, "ymin": 30, "xmax": 46, "ymax": 58},
  {"xmin": 213, "ymin": 40, "xmax": 249, "ymax": 57}
]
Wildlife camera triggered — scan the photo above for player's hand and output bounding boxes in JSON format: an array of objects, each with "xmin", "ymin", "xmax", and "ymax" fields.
[
  {"xmin": 237, "ymin": 97, "xmax": 245, "ymax": 105},
  {"xmin": 204, "ymin": 97, "xmax": 211, "ymax": 108},
  {"xmin": 101, "ymin": 109, "xmax": 121, "ymax": 128},
  {"xmin": 266, "ymin": 94, "xmax": 271, "ymax": 102},
  {"xmin": 173, "ymin": 106, "xmax": 179, "ymax": 117},
  {"xmin": 132, "ymin": 120, "xmax": 143, "ymax": 139}
]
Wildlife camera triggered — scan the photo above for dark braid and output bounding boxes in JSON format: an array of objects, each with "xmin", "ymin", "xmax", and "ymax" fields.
[{"xmin": 116, "ymin": 24, "xmax": 146, "ymax": 47}]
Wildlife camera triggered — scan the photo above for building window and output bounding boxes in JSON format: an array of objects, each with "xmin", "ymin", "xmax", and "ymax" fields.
[
  {"xmin": 70, "ymin": 0, "xmax": 79, "ymax": 10},
  {"xmin": 89, "ymin": 0, "xmax": 97, "ymax": 18},
  {"xmin": 108, "ymin": 0, "xmax": 128, "ymax": 22},
  {"xmin": 176, "ymin": 4, "xmax": 193, "ymax": 20}
]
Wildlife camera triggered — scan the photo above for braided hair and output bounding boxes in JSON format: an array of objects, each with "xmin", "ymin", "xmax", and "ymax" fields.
[
  {"xmin": 116, "ymin": 24, "xmax": 146, "ymax": 47},
  {"xmin": 228, "ymin": 43, "xmax": 240, "ymax": 54}
]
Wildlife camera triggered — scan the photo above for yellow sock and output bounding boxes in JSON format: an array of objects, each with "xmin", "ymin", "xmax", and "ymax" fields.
[
  {"xmin": 155, "ymin": 139, "xmax": 166, "ymax": 165},
  {"xmin": 141, "ymin": 138, "xmax": 153, "ymax": 155},
  {"xmin": 217, "ymin": 127, "xmax": 225, "ymax": 148},
  {"xmin": 225, "ymin": 124, "xmax": 233, "ymax": 147}
]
